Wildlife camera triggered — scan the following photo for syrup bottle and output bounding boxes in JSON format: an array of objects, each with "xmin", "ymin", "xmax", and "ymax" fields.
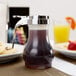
[{"xmin": 23, "ymin": 15, "xmax": 54, "ymax": 69}]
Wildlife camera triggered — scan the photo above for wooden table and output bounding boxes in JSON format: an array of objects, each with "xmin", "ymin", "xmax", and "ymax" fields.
[
  {"xmin": 0, "ymin": 56, "xmax": 69, "ymax": 76},
  {"xmin": 55, "ymin": 52, "xmax": 76, "ymax": 65}
]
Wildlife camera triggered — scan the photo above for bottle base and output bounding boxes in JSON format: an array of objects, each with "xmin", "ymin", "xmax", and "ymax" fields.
[{"xmin": 25, "ymin": 63, "xmax": 52, "ymax": 69}]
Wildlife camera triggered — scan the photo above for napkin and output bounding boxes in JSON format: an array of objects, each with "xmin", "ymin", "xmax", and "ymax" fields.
[{"xmin": 52, "ymin": 57, "xmax": 76, "ymax": 75}]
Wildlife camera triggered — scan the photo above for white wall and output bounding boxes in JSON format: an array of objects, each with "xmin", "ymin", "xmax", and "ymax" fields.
[
  {"xmin": 0, "ymin": 0, "xmax": 76, "ymax": 18},
  {"xmin": 0, "ymin": 0, "xmax": 76, "ymax": 40}
]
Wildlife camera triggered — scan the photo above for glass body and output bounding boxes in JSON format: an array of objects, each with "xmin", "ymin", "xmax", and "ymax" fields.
[
  {"xmin": 23, "ymin": 25, "xmax": 54, "ymax": 69},
  {"xmin": 53, "ymin": 20, "xmax": 70, "ymax": 43}
]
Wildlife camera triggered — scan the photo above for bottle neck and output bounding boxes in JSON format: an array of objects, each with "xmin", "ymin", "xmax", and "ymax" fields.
[{"xmin": 28, "ymin": 25, "xmax": 49, "ymax": 41}]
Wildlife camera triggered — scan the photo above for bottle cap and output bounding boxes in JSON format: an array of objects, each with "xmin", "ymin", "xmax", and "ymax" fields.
[{"xmin": 28, "ymin": 15, "xmax": 49, "ymax": 25}]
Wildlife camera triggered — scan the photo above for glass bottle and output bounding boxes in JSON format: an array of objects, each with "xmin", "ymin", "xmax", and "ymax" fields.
[{"xmin": 23, "ymin": 15, "xmax": 54, "ymax": 69}]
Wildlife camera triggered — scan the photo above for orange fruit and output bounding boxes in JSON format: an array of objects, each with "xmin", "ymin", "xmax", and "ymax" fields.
[{"xmin": 66, "ymin": 17, "xmax": 76, "ymax": 30}]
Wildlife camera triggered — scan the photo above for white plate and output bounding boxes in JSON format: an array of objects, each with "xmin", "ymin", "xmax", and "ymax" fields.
[
  {"xmin": 52, "ymin": 42, "xmax": 76, "ymax": 59},
  {"xmin": 0, "ymin": 43, "xmax": 24, "ymax": 63}
]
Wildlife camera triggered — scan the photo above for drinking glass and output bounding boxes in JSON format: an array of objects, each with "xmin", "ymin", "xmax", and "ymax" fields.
[{"xmin": 53, "ymin": 20, "xmax": 70, "ymax": 43}]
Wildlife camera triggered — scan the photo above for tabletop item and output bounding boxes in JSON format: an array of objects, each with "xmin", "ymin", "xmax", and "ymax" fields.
[
  {"xmin": 23, "ymin": 15, "xmax": 54, "ymax": 69},
  {"xmin": 66, "ymin": 17, "xmax": 76, "ymax": 30},
  {"xmin": 68, "ymin": 40, "xmax": 76, "ymax": 50},
  {"xmin": 0, "ymin": 43, "xmax": 24, "ymax": 63},
  {"xmin": 66, "ymin": 17, "xmax": 76, "ymax": 41},
  {"xmin": 53, "ymin": 42, "xmax": 76, "ymax": 59},
  {"xmin": 53, "ymin": 20, "xmax": 70, "ymax": 43}
]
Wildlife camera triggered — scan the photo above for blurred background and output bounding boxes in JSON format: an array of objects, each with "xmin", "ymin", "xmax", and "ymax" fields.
[
  {"xmin": 0, "ymin": 0, "xmax": 76, "ymax": 43},
  {"xmin": 0, "ymin": 0, "xmax": 75, "ymax": 18}
]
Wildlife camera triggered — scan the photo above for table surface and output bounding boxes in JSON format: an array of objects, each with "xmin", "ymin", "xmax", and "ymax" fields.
[
  {"xmin": 0, "ymin": 56, "xmax": 69, "ymax": 76},
  {"xmin": 55, "ymin": 52, "xmax": 76, "ymax": 65}
]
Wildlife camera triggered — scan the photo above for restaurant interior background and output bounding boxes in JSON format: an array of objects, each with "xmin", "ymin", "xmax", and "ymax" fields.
[{"xmin": 0, "ymin": 0, "xmax": 76, "ymax": 42}]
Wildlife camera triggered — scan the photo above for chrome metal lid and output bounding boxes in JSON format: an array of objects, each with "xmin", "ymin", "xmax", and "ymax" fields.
[{"xmin": 28, "ymin": 15, "xmax": 49, "ymax": 25}]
